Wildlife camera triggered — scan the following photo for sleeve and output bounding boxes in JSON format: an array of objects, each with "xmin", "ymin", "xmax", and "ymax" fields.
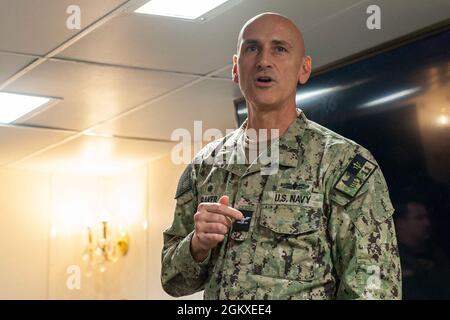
[
  {"xmin": 160, "ymin": 163, "xmax": 212, "ymax": 297},
  {"xmin": 325, "ymin": 146, "xmax": 402, "ymax": 300}
]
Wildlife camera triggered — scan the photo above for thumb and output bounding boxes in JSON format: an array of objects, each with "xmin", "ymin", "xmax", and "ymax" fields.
[{"xmin": 218, "ymin": 195, "xmax": 229, "ymax": 206}]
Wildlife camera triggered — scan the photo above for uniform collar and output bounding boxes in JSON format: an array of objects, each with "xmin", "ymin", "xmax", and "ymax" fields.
[
  {"xmin": 215, "ymin": 109, "xmax": 308, "ymax": 177},
  {"xmin": 277, "ymin": 109, "xmax": 307, "ymax": 168}
]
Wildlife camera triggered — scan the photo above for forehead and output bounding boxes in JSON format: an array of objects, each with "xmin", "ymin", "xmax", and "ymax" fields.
[{"xmin": 241, "ymin": 17, "xmax": 298, "ymax": 45}]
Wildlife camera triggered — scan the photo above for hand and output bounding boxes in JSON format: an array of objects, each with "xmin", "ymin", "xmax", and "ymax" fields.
[{"xmin": 190, "ymin": 195, "xmax": 244, "ymax": 262}]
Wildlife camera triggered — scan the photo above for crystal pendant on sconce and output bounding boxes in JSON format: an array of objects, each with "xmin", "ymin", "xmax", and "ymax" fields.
[
  {"xmin": 82, "ymin": 251, "xmax": 90, "ymax": 263},
  {"xmin": 95, "ymin": 246, "xmax": 103, "ymax": 257},
  {"xmin": 99, "ymin": 263, "xmax": 107, "ymax": 273},
  {"xmin": 82, "ymin": 216, "xmax": 129, "ymax": 274}
]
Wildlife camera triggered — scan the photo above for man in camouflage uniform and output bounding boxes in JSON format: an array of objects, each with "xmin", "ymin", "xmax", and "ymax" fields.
[{"xmin": 161, "ymin": 13, "xmax": 401, "ymax": 299}]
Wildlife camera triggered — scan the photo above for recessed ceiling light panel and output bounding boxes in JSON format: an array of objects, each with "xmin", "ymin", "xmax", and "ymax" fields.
[
  {"xmin": 0, "ymin": 92, "xmax": 59, "ymax": 124},
  {"xmin": 134, "ymin": 0, "xmax": 240, "ymax": 21}
]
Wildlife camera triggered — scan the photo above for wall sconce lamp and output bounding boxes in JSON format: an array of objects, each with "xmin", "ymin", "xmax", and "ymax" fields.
[{"xmin": 82, "ymin": 211, "xmax": 129, "ymax": 273}]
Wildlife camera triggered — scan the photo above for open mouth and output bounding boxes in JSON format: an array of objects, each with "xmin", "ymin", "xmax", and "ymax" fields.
[
  {"xmin": 256, "ymin": 76, "xmax": 273, "ymax": 83},
  {"xmin": 255, "ymin": 76, "xmax": 275, "ymax": 87}
]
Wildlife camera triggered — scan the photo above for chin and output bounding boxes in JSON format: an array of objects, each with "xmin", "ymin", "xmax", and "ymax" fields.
[{"xmin": 251, "ymin": 95, "xmax": 280, "ymax": 109}]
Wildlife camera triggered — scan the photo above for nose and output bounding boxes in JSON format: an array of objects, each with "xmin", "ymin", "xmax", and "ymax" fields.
[{"xmin": 256, "ymin": 48, "xmax": 273, "ymax": 70}]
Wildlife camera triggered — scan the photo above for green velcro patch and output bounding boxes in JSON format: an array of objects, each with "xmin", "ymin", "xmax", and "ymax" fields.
[{"xmin": 334, "ymin": 154, "xmax": 377, "ymax": 198}]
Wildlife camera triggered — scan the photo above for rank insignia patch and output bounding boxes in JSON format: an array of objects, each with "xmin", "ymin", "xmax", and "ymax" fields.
[{"xmin": 334, "ymin": 154, "xmax": 377, "ymax": 198}]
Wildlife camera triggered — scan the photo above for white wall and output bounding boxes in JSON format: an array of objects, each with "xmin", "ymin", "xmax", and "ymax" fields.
[
  {"xmin": 0, "ymin": 154, "xmax": 203, "ymax": 299},
  {"xmin": 47, "ymin": 166, "xmax": 148, "ymax": 299},
  {"xmin": 0, "ymin": 168, "xmax": 51, "ymax": 299},
  {"xmin": 147, "ymin": 154, "xmax": 203, "ymax": 300}
]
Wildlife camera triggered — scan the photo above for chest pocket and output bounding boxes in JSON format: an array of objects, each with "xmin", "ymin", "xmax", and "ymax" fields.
[{"xmin": 253, "ymin": 189, "xmax": 323, "ymax": 281}]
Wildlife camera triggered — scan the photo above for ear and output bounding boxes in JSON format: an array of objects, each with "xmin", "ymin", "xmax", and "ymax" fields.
[
  {"xmin": 298, "ymin": 56, "xmax": 312, "ymax": 85},
  {"xmin": 232, "ymin": 54, "xmax": 239, "ymax": 84}
]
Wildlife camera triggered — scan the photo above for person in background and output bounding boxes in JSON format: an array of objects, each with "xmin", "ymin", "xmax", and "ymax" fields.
[{"xmin": 395, "ymin": 197, "xmax": 450, "ymax": 299}]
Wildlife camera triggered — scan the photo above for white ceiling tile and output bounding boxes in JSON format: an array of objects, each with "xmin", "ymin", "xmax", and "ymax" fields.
[
  {"xmin": 94, "ymin": 78, "xmax": 241, "ymax": 141},
  {"xmin": 0, "ymin": 53, "xmax": 35, "ymax": 83},
  {"xmin": 5, "ymin": 59, "xmax": 197, "ymax": 131},
  {"xmin": 0, "ymin": 0, "xmax": 128, "ymax": 55},
  {"xmin": 213, "ymin": 66, "xmax": 233, "ymax": 80},
  {"xmin": 0, "ymin": 126, "xmax": 73, "ymax": 166}
]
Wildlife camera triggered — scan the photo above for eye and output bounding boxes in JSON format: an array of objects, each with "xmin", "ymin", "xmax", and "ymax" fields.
[
  {"xmin": 275, "ymin": 46, "xmax": 287, "ymax": 53},
  {"xmin": 245, "ymin": 45, "xmax": 258, "ymax": 53}
]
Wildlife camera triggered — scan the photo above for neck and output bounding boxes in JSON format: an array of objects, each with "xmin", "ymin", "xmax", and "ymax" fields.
[{"xmin": 246, "ymin": 101, "xmax": 298, "ymax": 139}]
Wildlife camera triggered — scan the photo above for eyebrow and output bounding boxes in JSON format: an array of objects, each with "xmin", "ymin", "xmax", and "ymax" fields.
[
  {"xmin": 272, "ymin": 40, "xmax": 293, "ymax": 48},
  {"xmin": 241, "ymin": 39, "xmax": 293, "ymax": 48}
]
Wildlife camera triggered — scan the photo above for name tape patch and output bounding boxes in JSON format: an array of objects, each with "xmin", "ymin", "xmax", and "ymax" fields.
[{"xmin": 200, "ymin": 195, "xmax": 219, "ymax": 203}]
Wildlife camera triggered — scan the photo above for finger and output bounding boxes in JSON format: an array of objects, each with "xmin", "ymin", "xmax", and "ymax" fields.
[
  {"xmin": 202, "ymin": 203, "xmax": 244, "ymax": 220},
  {"xmin": 194, "ymin": 209, "xmax": 232, "ymax": 228},
  {"xmin": 217, "ymin": 196, "xmax": 234, "ymax": 225},
  {"xmin": 199, "ymin": 233, "xmax": 225, "ymax": 244},
  {"xmin": 202, "ymin": 213, "xmax": 232, "ymax": 228},
  {"xmin": 200, "ymin": 222, "xmax": 229, "ymax": 235},
  {"xmin": 218, "ymin": 195, "xmax": 229, "ymax": 206}
]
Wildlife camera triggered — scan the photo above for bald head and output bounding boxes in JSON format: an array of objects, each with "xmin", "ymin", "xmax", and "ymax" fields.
[
  {"xmin": 237, "ymin": 12, "xmax": 305, "ymax": 57},
  {"xmin": 232, "ymin": 12, "xmax": 312, "ymax": 109}
]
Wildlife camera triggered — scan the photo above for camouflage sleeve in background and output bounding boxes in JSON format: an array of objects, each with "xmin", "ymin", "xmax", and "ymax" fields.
[
  {"xmin": 160, "ymin": 164, "xmax": 211, "ymax": 297},
  {"xmin": 326, "ymin": 146, "xmax": 402, "ymax": 299}
]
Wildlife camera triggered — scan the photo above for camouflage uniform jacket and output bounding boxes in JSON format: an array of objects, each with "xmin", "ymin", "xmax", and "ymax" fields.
[{"xmin": 161, "ymin": 110, "xmax": 402, "ymax": 299}]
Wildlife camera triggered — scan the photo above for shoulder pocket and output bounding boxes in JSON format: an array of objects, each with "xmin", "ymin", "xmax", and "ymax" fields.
[{"xmin": 330, "ymin": 168, "xmax": 395, "ymax": 236}]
